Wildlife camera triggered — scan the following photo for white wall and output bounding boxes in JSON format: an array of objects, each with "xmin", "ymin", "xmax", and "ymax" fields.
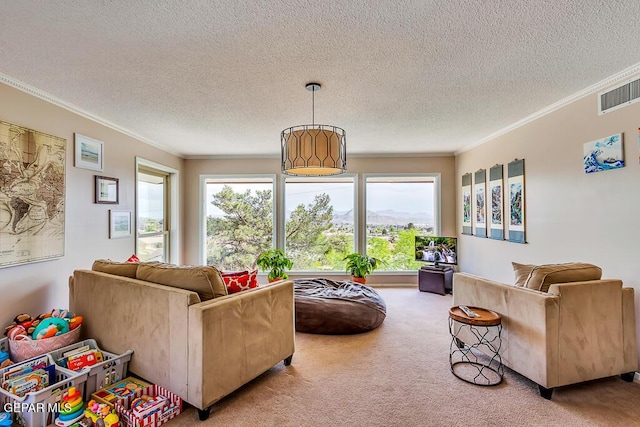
[
  {"xmin": 456, "ymin": 72, "xmax": 640, "ymax": 368},
  {"xmin": 0, "ymin": 83, "xmax": 184, "ymax": 329}
]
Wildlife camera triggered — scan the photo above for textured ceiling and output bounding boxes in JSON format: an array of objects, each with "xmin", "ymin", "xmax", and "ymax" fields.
[{"xmin": 2, "ymin": 1, "xmax": 640, "ymax": 157}]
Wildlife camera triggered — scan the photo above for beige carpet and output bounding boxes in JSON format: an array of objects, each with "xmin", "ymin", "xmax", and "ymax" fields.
[{"xmin": 166, "ymin": 288, "xmax": 640, "ymax": 426}]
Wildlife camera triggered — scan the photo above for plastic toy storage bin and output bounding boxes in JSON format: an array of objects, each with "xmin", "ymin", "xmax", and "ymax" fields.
[
  {"xmin": 0, "ymin": 354, "xmax": 87, "ymax": 427},
  {"xmin": 49, "ymin": 339, "xmax": 133, "ymax": 397}
]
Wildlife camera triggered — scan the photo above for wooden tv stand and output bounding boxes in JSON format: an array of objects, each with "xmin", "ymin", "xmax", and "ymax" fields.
[{"xmin": 418, "ymin": 265, "xmax": 454, "ymax": 295}]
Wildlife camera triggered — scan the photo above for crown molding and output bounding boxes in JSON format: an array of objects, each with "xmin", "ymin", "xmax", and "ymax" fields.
[
  {"xmin": 347, "ymin": 152, "xmax": 455, "ymax": 158},
  {"xmin": 183, "ymin": 151, "xmax": 456, "ymax": 160},
  {"xmin": 184, "ymin": 153, "xmax": 281, "ymax": 160},
  {"xmin": 0, "ymin": 72, "xmax": 184, "ymax": 158},
  {"xmin": 455, "ymin": 61, "xmax": 640, "ymax": 155}
]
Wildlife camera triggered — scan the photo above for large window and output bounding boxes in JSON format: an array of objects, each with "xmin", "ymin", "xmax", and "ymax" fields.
[
  {"xmin": 284, "ymin": 177, "xmax": 355, "ymax": 271},
  {"xmin": 365, "ymin": 176, "xmax": 436, "ymax": 271},
  {"xmin": 137, "ymin": 167, "xmax": 170, "ymax": 262},
  {"xmin": 204, "ymin": 176, "xmax": 275, "ymax": 271}
]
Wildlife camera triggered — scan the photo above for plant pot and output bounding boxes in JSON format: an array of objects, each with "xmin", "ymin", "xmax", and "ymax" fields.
[
  {"xmin": 268, "ymin": 277, "xmax": 284, "ymax": 283},
  {"xmin": 351, "ymin": 276, "xmax": 366, "ymax": 284}
]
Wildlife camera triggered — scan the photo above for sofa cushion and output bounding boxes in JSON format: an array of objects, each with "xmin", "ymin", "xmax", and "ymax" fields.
[
  {"xmin": 221, "ymin": 269, "xmax": 258, "ymax": 294},
  {"xmin": 512, "ymin": 262, "xmax": 535, "ymax": 287},
  {"xmin": 523, "ymin": 262, "xmax": 602, "ymax": 293},
  {"xmin": 136, "ymin": 263, "xmax": 227, "ymax": 300},
  {"xmin": 92, "ymin": 259, "xmax": 139, "ymax": 278},
  {"xmin": 201, "ymin": 265, "xmax": 228, "ymax": 299}
]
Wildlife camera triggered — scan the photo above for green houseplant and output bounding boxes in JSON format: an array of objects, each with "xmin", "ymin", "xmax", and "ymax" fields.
[
  {"xmin": 343, "ymin": 253, "xmax": 382, "ymax": 284},
  {"xmin": 256, "ymin": 249, "xmax": 293, "ymax": 282}
]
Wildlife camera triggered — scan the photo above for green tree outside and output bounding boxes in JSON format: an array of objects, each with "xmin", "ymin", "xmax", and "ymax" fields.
[{"xmin": 207, "ymin": 185, "xmax": 430, "ymax": 272}]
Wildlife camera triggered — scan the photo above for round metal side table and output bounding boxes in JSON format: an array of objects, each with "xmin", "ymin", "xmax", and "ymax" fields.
[{"xmin": 449, "ymin": 306, "xmax": 504, "ymax": 386}]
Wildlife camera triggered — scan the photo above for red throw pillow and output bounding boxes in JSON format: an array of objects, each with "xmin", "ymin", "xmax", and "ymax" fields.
[
  {"xmin": 221, "ymin": 269, "xmax": 258, "ymax": 294},
  {"xmin": 126, "ymin": 254, "xmax": 140, "ymax": 263}
]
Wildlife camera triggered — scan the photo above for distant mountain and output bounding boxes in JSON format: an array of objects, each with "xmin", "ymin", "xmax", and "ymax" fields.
[
  {"xmin": 331, "ymin": 209, "xmax": 433, "ymax": 226},
  {"xmin": 213, "ymin": 208, "xmax": 434, "ymax": 227}
]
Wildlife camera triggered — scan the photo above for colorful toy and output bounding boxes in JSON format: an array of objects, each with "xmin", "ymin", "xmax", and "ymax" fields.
[
  {"xmin": 55, "ymin": 386, "xmax": 85, "ymax": 426},
  {"xmin": 32, "ymin": 317, "xmax": 70, "ymax": 340},
  {"xmin": 7, "ymin": 324, "xmax": 28, "ymax": 341},
  {"xmin": 51, "ymin": 309, "xmax": 73, "ymax": 319},
  {"xmin": 68, "ymin": 316, "xmax": 84, "ymax": 330},
  {"xmin": 102, "ymin": 412, "xmax": 119, "ymax": 427},
  {"xmin": 0, "ymin": 350, "xmax": 11, "ymax": 368},
  {"xmin": 130, "ymin": 394, "xmax": 168, "ymax": 418},
  {"xmin": 0, "ymin": 412, "xmax": 11, "ymax": 427},
  {"xmin": 3, "ymin": 313, "xmax": 41, "ymax": 336},
  {"xmin": 84, "ymin": 400, "xmax": 119, "ymax": 426}
]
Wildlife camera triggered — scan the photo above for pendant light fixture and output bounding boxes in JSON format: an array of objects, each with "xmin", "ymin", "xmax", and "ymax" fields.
[{"xmin": 281, "ymin": 82, "xmax": 346, "ymax": 176}]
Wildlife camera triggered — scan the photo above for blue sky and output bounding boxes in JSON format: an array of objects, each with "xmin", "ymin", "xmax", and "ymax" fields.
[{"xmin": 205, "ymin": 181, "xmax": 434, "ymax": 216}]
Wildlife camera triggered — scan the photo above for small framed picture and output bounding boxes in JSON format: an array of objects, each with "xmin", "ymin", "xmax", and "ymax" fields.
[
  {"xmin": 95, "ymin": 175, "xmax": 119, "ymax": 204},
  {"xmin": 109, "ymin": 210, "xmax": 132, "ymax": 239},
  {"xmin": 75, "ymin": 133, "xmax": 103, "ymax": 171}
]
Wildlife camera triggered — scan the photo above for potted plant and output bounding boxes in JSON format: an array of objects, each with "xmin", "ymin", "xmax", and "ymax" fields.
[
  {"xmin": 256, "ymin": 249, "xmax": 293, "ymax": 282},
  {"xmin": 343, "ymin": 253, "xmax": 382, "ymax": 284}
]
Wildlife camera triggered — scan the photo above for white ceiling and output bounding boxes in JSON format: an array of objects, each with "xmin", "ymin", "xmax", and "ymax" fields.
[{"xmin": 2, "ymin": 1, "xmax": 640, "ymax": 157}]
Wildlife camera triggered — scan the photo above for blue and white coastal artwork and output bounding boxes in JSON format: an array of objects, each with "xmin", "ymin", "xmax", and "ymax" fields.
[{"xmin": 583, "ymin": 133, "xmax": 624, "ymax": 174}]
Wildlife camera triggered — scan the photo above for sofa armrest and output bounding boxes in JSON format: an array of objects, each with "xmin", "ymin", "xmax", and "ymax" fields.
[
  {"xmin": 453, "ymin": 273, "xmax": 560, "ymax": 387},
  {"xmin": 548, "ymin": 280, "xmax": 633, "ymax": 385},
  {"xmin": 622, "ymin": 287, "xmax": 638, "ymax": 371},
  {"xmin": 187, "ymin": 280, "xmax": 295, "ymax": 410}
]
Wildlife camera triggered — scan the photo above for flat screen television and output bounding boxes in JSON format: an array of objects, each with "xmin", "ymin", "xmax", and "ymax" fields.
[{"xmin": 415, "ymin": 236, "xmax": 458, "ymax": 266}]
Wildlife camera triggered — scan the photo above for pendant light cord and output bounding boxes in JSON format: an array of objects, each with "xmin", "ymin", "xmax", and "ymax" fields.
[{"xmin": 312, "ymin": 87, "xmax": 315, "ymax": 125}]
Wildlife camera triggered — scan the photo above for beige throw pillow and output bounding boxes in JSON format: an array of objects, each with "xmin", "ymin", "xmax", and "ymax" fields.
[
  {"xmin": 523, "ymin": 263, "xmax": 602, "ymax": 293},
  {"xmin": 512, "ymin": 262, "xmax": 536, "ymax": 287},
  {"xmin": 201, "ymin": 265, "xmax": 228, "ymax": 299},
  {"xmin": 92, "ymin": 259, "xmax": 139, "ymax": 278},
  {"xmin": 136, "ymin": 263, "xmax": 227, "ymax": 301}
]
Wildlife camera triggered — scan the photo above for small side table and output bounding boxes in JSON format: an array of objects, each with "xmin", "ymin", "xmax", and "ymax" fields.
[
  {"xmin": 418, "ymin": 265, "xmax": 453, "ymax": 295},
  {"xmin": 448, "ymin": 306, "xmax": 503, "ymax": 386}
]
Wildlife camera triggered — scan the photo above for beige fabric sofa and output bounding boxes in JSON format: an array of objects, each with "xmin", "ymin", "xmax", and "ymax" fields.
[
  {"xmin": 69, "ymin": 266, "xmax": 295, "ymax": 420},
  {"xmin": 453, "ymin": 272, "xmax": 637, "ymax": 399}
]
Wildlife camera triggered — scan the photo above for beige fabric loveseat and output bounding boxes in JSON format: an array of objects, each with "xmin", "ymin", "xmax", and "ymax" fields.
[
  {"xmin": 69, "ymin": 261, "xmax": 295, "ymax": 420},
  {"xmin": 453, "ymin": 265, "xmax": 637, "ymax": 399}
]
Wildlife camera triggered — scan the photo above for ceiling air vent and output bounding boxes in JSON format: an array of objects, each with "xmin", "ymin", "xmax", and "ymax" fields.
[{"xmin": 598, "ymin": 77, "xmax": 640, "ymax": 115}]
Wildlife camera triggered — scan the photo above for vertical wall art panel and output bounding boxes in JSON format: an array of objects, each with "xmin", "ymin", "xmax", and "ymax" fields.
[
  {"xmin": 461, "ymin": 173, "xmax": 472, "ymax": 235},
  {"xmin": 0, "ymin": 120, "xmax": 66, "ymax": 267},
  {"xmin": 474, "ymin": 169, "xmax": 487, "ymax": 238},
  {"xmin": 507, "ymin": 159, "xmax": 525, "ymax": 243},
  {"xmin": 489, "ymin": 164, "xmax": 504, "ymax": 240}
]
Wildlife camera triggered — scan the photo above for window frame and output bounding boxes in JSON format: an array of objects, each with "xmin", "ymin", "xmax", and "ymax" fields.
[
  {"xmin": 135, "ymin": 157, "xmax": 179, "ymax": 264},
  {"xmin": 362, "ymin": 173, "xmax": 441, "ymax": 274},
  {"xmin": 199, "ymin": 174, "xmax": 277, "ymax": 266},
  {"xmin": 280, "ymin": 173, "xmax": 359, "ymax": 274}
]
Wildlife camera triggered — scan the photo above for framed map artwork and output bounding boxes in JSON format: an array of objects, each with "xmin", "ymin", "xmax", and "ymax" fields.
[{"xmin": 0, "ymin": 120, "xmax": 66, "ymax": 268}]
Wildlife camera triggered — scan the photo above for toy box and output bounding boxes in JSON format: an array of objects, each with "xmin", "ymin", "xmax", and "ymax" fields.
[
  {"xmin": 114, "ymin": 384, "xmax": 182, "ymax": 427},
  {"xmin": 50, "ymin": 339, "xmax": 133, "ymax": 396},
  {"xmin": 9, "ymin": 326, "xmax": 81, "ymax": 362},
  {"xmin": 0, "ymin": 354, "xmax": 87, "ymax": 427},
  {"xmin": 91, "ymin": 377, "xmax": 152, "ymax": 408}
]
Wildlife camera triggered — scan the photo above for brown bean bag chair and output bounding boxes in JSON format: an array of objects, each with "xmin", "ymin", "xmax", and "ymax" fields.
[{"xmin": 293, "ymin": 278, "xmax": 386, "ymax": 334}]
